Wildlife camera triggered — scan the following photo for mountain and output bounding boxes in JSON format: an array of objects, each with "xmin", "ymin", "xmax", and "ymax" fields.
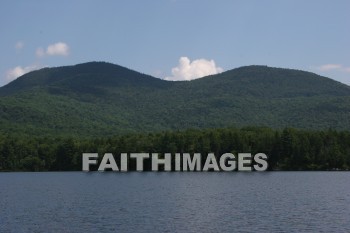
[{"xmin": 1, "ymin": 61, "xmax": 350, "ymax": 137}]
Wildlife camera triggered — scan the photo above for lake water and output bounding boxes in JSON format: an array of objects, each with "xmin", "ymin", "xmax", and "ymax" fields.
[{"xmin": 0, "ymin": 172, "xmax": 349, "ymax": 232}]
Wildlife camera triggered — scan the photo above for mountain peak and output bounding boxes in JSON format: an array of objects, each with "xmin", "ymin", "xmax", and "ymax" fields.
[
  {"xmin": 190, "ymin": 65, "xmax": 350, "ymax": 98},
  {"xmin": 0, "ymin": 62, "xmax": 166, "ymax": 95}
]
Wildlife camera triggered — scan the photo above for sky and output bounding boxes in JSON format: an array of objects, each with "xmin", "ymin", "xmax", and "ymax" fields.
[{"xmin": 1, "ymin": 0, "xmax": 349, "ymax": 86}]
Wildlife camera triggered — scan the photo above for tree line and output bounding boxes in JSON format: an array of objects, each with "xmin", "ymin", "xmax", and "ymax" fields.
[{"xmin": 0, "ymin": 126, "xmax": 349, "ymax": 171}]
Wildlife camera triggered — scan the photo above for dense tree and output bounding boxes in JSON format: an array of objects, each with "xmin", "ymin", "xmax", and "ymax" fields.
[{"xmin": 0, "ymin": 126, "xmax": 349, "ymax": 171}]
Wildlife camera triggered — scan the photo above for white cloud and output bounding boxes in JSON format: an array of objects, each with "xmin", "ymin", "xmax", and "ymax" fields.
[
  {"xmin": 46, "ymin": 42, "xmax": 69, "ymax": 56},
  {"xmin": 15, "ymin": 41, "xmax": 24, "ymax": 51},
  {"xmin": 5, "ymin": 65, "xmax": 39, "ymax": 82},
  {"xmin": 317, "ymin": 64, "xmax": 343, "ymax": 71},
  {"xmin": 36, "ymin": 42, "xmax": 70, "ymax": 57},
  {"xmin": 165, "ymin": 57, "xmax": 223, "ymax": 81},
  {"xmin": 315, "ymin": 64, "xmax": 350, "ymax": 73}
]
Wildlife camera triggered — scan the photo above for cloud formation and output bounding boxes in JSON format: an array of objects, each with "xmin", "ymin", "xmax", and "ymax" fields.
[
  {"xmin": 6, "ymin": 65, "xmax": 39, "ymax": 82},
  {"xmin": 36, "ymin": 42, "xmax": 70, "ymax": 57},
  {"xmin": 47, "ymin": 42, "xmax": 69, "ymax": 56},
  {"xmin": 165, "ymin": 57, "xmax": 223, "ymax": 81},
  {"xmin": 316, "ymin": 64, "xmax": 350, "ymax": 73}
]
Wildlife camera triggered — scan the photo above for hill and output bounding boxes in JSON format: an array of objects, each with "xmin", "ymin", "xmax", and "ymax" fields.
[{"xmin": 0, "ymin": 62, "xmax": 350, "ymax": 136}]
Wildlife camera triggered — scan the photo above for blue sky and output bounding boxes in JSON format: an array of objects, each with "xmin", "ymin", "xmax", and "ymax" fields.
[{"xmin": 1, "ymin": 0, "xmax": 349, "ymax": 86}]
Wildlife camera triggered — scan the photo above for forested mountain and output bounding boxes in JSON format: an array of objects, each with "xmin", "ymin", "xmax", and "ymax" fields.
[{"xmin": 1, "ymin": 62, "xmax": 350, "ymax": 137}]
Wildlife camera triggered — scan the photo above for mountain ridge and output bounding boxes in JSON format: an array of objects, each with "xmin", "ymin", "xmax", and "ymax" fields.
[
  {"xmin": 0, "ymin": 62, "xmax": 169, "ymax": 96},
  {"xmin": 1, "ymin": 61, "xmax": 350, "ymax": 136}
]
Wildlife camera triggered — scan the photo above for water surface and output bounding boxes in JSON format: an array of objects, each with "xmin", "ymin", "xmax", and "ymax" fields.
[{"xmin": 0, "ymin": 172, "xmax": 349, "ymax": 232}]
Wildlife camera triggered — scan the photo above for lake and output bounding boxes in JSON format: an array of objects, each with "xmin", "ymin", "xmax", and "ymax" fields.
[{"xmin": 0, "ymin": 172, "xmax": 349, "ymax": 232}]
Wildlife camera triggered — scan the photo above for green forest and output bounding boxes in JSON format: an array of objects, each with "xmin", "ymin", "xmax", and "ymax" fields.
[
  {"xmin": 1, "ymin": 62, "xmax": 350, "ymax": 137},
  {"xmin": 1, "ymin": 62, "xmax": 350, "ymax": 171},
  {"xmin": 1, "ymin": 126, "xmax": 349, "ymax": 171}
]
